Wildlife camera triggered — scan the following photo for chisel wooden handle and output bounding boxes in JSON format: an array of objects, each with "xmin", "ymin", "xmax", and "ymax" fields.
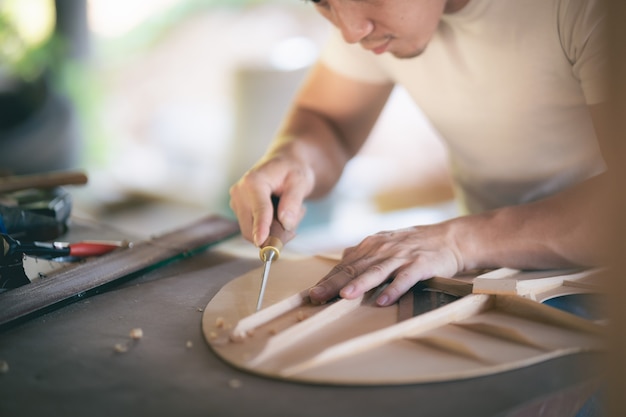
[
  {"xmin": 259, "ymin": 196, "xmax": 296, "ymax": 261},
  {"xmin": 260, "ymin": 223, "xmax": 287, "ymax": 262}
]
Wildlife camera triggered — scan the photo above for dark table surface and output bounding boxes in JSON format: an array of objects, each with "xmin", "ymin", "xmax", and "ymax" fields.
[{"xmin": 0, "ymin": 223, "xmax": 605, "ymax": 417}]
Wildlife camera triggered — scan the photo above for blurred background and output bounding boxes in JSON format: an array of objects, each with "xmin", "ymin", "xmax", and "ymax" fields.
[{"xmin": 0, "ymin": 0, "xmax": 456, "ymax": 252}]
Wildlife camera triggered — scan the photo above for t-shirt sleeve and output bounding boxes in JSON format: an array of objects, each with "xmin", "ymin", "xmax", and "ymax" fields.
[
  {"xmin": 559, "ymin": 0, "xmax": 608, "ymax": 104},
  {"xmin": 319, "ymin": 29, "xmax": 393, "ymax": 85}
]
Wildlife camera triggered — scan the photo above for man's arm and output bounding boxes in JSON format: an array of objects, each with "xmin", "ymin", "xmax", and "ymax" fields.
[
  {"xmin": 229, "ymin": 62, "xmax": 394, "ymax": 246},
  {"xmin": 309, "ymin": 103, "xmax": 612, "ymax": 306},
  {"xmin": 458, "ymin": 103, "xmax": 612, "ymax": 270},
  {"xmin": 453, "ymin": 172, "xmax": 609, "ymax": 271}
]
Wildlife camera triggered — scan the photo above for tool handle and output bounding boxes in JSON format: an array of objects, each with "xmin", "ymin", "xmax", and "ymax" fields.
[
  {"xmin": 0, "ymin": 171, "xmax": 88, "ymax": 194},
  {"xmin": 259, "ymin": 196, "xmax": 296, "ymax": 261},
  {"xmin": 1, "ymin": 233, "xmax": 127, "ymax": 260},
  {"xmin": 259, "ymin": 222, "xmax": 292, "ymax": 262},
  {"xmin": 69, "ymin": 242, "xmax": 125, "ymax": 257}
]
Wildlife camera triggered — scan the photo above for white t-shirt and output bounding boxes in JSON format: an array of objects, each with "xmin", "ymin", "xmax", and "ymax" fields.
[{"xmin": 320, "ymin": 0, "xmax": 607, "ymax": 214}]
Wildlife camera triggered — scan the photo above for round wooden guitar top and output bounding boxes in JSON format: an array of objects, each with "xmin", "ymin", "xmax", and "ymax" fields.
[{"xmin": 202, "ymin": 257, "xmax": 604, "ymax": 386}]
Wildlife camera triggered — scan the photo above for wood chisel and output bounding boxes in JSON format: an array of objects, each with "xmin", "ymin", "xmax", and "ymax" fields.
[{"xmin": 256, "ymin": 197, "xmax": 295, "ymax": 311}]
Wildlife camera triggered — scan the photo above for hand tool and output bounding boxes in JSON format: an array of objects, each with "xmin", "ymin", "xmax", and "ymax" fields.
[
  {"xmin": 256, "ymin": 196, "xmax": 295, "ymax": 311},
  {"xmin": 1, "ymin": 233, "xmax": 130, "ymax": 261}
]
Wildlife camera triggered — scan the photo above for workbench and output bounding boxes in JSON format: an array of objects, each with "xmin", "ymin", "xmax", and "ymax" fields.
[{"xmin": 0, "ymin": 223, "xmax": 604, "ymax": 417}]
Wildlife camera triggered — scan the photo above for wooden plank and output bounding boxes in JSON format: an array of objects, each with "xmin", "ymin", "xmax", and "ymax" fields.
[{"xmin": 0, "ymin": 215, "xmax": 239, "ymax": 329}]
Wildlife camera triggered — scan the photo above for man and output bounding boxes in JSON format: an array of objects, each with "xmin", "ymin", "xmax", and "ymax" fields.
[{"xmin": 229, "ymin": 0, "xmax": 609, "ymax": 308}]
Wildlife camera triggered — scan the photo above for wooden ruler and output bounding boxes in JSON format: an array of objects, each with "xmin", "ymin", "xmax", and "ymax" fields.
[{"xmin": 0, "ymin": 215, "xmax": 239, "ymax": 330}]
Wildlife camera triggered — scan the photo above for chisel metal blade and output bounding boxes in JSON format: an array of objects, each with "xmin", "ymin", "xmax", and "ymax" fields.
[
  {"xmin": 255, "ymin": 196, "xmax": 296, "ymax": 311},
  {"xmin": 256, "ymin": 250, "xmax": 276, "ymax": 311}
]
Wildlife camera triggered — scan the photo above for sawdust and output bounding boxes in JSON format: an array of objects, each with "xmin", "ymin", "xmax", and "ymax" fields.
[{"xmin": 113, "ymin": 327, "xmax": 143, "ymax": 353}]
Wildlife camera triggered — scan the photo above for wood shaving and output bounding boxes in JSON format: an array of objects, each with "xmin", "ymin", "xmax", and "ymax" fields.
[
  {"xmin": 208, "ymin": 331, "xmax": 218, "ymax": 340},
  {"xmin": 215, "ymin": 317, "xmax": 225, "ymax": 328},
  {"xmin": 197, "ymin": 307, "xmax": 204, "ymax": 312},
  {"xmin": 228, "ymin": 379, "xmax": 242, "ymax": 389},
  {"xmin": 129, "ymin": 328, "xmax": 143, "ymax": 340},
  {"xmin": 0, "ymin": 360, "xmax": 8, "ymax": 374},
  {"xmin": 186, "ymin": 340, "xmax": 193, "ymax": 348},
  {"xmin": 296, "ymin": 310, "xmax": 308, "ymax": 322},
  {"xmin": 114, "ymin": 343, "xmax": 128, "ymax": 353}
]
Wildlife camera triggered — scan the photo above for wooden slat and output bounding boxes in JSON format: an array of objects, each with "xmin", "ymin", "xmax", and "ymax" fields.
[
  {"xmin": 0, "ymin": 215, "xmax": 239, "ymax": 329},
  {"xmin": 247, "ymin": 294, "xmax": 367, "ymax": 367},
  {"xmin": 280, "ymin": 294, "xmax": 494, "ymax": 377},
  {"xmin": 231, "ymin": 289, "xmax": 310, "ymax": 340}
]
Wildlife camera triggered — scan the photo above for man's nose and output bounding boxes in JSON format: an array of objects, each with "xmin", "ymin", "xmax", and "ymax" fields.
[{"xmin": 332, "ymin": 4, "xmax": 373, "ymax": 44}]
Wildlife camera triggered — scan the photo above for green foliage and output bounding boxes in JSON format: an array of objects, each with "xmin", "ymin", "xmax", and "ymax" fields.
[{"xmin": 0, "ymin": 4, "xmax": 60, "ymax": 82}]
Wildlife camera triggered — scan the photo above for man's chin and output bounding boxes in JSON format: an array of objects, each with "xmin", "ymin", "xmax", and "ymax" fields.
[{"xmin": 390, "ymin": 47, "xmax": 426, "ymax": 59}]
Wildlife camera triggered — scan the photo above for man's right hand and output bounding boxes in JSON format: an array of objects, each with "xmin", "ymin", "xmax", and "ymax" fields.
[{"xmin": 229, "ymin": 154, "xmax": 312, "ymax": 247}]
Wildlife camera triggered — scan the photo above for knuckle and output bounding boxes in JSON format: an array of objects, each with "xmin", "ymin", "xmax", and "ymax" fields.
[
  {"xmin": 364, "ymin": 263, "xmax": 387, "ymax": 276},
  {"xmin": 394, "ymin": 268, "xmax": 416, "ymax": 282},
  {"xmin": 333, "ymin": 263, "xmax": 360, "ymax": 279}
]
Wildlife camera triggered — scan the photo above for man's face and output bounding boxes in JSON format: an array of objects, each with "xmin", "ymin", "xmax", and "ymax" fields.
[{"xmin": 310, "ymin": 0, "xmax": 462, "ymax": 59}]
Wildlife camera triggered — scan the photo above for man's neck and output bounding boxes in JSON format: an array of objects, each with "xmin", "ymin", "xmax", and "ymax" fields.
[{"xmin": 445, "ymin": 0, "xmax": 471, "ymax": 14}]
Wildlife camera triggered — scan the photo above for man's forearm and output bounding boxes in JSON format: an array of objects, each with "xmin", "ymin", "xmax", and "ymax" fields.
[
  {"xmin": 451, "ymin": 174, "xmax": 609, "ymax": 271},
  {"xmin": 266, "ymin": 107, "xmax": 357, "ymax": 199}
]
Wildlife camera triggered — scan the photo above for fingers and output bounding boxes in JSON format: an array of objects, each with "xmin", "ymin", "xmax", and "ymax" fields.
[
  {"xmin": 275, "ymin": 185, "xmax": 308, "ymax": 234},
  {"xmin": 229, "ymin": 178, "xmax": 273, "ymax": 245},
  {"xmin": 374, "ymin": 264, "xmax": 433, "ymax": 306},
  {"xmin": 309, "ymin": 262, "xmax": 365, "ymax": 302},
  {"xmin": 251, "ymin": 195, "xmax": 276, "ymax": 247},
  {"xmin": 308, "ymin": 227, "xmax": 462, "ymax": 307},
  {"xmin": 229, "ymin": 160, "xmax": 313, "ymax": 246},
  {"xmin": 310, "ymin": 261, "xmax": 434, "ymax": 307}
]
